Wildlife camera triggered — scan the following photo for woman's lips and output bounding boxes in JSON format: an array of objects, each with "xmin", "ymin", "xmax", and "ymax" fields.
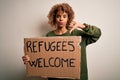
[{"xmin": 59, "ymin": 22, "xmax": 64, "ymax": 25}]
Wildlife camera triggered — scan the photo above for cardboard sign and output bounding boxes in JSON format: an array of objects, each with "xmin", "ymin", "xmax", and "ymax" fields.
[{"xmin": 24, "ymin": 36, "xmax": 81, "ymax": 79}]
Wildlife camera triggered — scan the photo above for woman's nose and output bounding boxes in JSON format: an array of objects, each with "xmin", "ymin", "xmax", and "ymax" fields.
[{"xmin": 60, "ymin": 17, "xmax": 63, "ymax": 21}]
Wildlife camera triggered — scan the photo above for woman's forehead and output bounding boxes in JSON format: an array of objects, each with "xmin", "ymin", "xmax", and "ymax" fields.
[{"xmin": 56, "ymin": 10, "xmax": 68, "ymax": 15}]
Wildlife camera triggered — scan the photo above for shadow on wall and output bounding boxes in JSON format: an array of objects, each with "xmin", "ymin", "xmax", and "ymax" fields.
[{"xmin": 38, "ymin": 20, "xmax": 54, "ymax": 37}]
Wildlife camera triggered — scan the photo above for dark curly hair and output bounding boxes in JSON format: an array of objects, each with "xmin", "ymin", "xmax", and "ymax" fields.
[{"xmin": 47, "ymin": 3, "xmax": 74, "ymax": 28}]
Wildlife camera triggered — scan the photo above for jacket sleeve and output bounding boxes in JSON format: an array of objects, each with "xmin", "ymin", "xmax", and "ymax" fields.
[{"xmin": 82, "ymin": 23, "xmax": 101, "ymax": 45}]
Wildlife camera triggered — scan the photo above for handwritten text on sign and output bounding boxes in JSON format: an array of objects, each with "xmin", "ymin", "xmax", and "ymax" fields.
[{"xmin": 24, "ymin": 37, "xmax": 81, "ymax": 79}]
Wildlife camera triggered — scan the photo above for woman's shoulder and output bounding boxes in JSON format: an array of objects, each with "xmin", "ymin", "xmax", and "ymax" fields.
[
  {"xmin": 71, "ymin": 29, "xmax": 83, "ymax": 36},
  {"xmin": 46, "ymin": 30, "xmax": 55, "ymax": 37}
]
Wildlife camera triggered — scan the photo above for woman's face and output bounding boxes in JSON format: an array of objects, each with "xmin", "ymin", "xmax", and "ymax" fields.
[{"xmin": 55, "ymin": 11, "xmax": 68, "ymax": 28}]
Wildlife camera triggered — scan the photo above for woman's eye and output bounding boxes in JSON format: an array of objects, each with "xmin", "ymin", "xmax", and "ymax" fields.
[
  {"xmin": 56, "ymin": 15, "xmax": 60, "ymax": 18},
  {"xmin": 63, "ymin": 15, "xmax": 66, "ymax": 18}
]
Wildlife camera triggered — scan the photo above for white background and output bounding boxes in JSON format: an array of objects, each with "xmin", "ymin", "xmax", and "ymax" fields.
[{"xmin": 0, "ymin": 0, "xmax": 120, "ymax": 80}]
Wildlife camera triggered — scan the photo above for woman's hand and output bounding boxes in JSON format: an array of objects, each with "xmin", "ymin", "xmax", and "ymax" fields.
[
  {"xmin": 22, "ymin": 55, "xmax": 30, "ymax": 64},
  {"xmin": 69, "ymin": 21, "xmax": 86, "ymax": 33}
]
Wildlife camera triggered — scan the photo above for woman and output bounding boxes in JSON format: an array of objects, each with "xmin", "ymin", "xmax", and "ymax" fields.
[{"xmin": 22, "ymin": 3, "xmax": 101, "ymax": 80}]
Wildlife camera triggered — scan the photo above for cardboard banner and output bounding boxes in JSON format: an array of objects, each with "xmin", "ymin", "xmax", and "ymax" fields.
[{"xmin": 24, "ymin": 36, "xmax": 81, "ymax": 79}]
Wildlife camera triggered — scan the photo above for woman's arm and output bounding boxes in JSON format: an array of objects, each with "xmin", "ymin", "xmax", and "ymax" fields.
[
  {"xmin": 69, "ymin": 21, "xmax": 101, "ymax": 45},
  {"xmin": 82, "ymin": 23, "xmax": 101, "ymax": 45}
]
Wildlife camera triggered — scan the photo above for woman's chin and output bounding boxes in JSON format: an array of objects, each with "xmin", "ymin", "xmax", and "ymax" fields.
[{"xmin": 57, "ymin": 25, "xmax": 65, "ymax": 28}]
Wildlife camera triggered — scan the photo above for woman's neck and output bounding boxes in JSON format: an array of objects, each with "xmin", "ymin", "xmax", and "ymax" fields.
[{"xmin": 54, "ymin": 27, "xmax": 68, "ymax": 35}]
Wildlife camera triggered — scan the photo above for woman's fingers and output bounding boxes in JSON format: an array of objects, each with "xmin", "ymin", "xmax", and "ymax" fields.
[
  {"xmin": 69, "ymin": 21, "xmax": 76, "ymax": 27},
  {"xmin": 69, "ymin": 21, "xmax": 78, "ymax": 33},
  {"xmin": 22, "ymin": 55, "xmax": 30, "ymax": 64}
]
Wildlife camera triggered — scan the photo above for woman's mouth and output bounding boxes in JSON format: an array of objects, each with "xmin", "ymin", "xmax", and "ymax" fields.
[{"xmin": 59, "ymin": 22, "xmax": 64, "ymax": 25}]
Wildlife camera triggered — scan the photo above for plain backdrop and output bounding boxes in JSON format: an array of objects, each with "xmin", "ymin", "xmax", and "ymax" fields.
[{"xmin": 0, "ymin": 0, "xmax": 120, "ymax": 80}]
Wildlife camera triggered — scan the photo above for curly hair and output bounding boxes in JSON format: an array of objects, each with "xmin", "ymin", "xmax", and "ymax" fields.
[{"xmin": 47, "ymin": 3, "xmax": 74, "ymax": 28}]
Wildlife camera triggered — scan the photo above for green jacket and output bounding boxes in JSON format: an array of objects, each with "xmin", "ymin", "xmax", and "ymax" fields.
[{"xmin": 46, "ymin": 23, "xmax": 101, "ymax": 80}]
